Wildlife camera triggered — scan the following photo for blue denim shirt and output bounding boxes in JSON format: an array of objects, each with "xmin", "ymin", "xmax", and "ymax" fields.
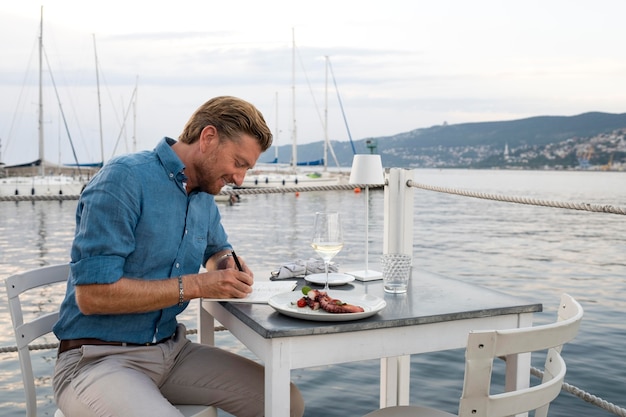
[{"xmin": 53, "ymin": 137, "xmax": 231, "ymax": 343}]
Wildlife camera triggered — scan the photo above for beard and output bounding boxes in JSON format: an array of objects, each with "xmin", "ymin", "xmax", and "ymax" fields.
[{"xmin": 192, "ymin": 154, "xmax": 224, "ymax": 195}]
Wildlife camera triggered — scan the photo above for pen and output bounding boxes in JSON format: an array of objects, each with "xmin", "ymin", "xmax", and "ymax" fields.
[{"xmin": 231, "ymin": 250, "xmax": 244, "ymax": 271}]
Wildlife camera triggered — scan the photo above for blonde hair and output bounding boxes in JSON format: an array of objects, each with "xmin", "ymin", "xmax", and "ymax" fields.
[{"xmin": 178, "ymin": 96, "xmax": 272, "ymax": 151}]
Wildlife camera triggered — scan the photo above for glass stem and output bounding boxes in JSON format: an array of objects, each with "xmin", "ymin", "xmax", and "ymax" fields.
[{"xmin": 324, "ymin": 260, "xmax": 330, "ymax": 291}]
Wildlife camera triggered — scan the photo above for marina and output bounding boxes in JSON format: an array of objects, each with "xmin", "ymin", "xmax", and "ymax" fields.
[
  {"xmin": 0, "ymin": 8, "xmax": 96, "ymax": 198},
  {"xmin": 1, "ymin": 169, "xmax": 625, "ymax": 416}
]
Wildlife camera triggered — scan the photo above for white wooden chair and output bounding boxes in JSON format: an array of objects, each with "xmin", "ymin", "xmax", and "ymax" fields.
[
  {"xmin": 364, "ymin": 293, "xmax": 583, "ymax": 417},
  {"xmin": 5, "ymin": 263, "xmax": 216, "ymax": 417}
]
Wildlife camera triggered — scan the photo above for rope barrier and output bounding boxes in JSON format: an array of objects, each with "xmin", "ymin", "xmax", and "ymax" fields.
[
  {"xmin": 222, "ymin": 184, "xmax": 378, "ymax": 195},
  {"xmin": 0, "ymin": 194, "xmax": 81, "ymax": 202},
  {"xmin": 0, "ymin": 327, "xmax": 228, "ymax": 354},
  {"xmin": 407, "ymin": 180, "xmax": 626, "ymax": 216},
  {"xmin": 0, "ymin": 183, "xmax": 379, "ymax": 203},
  {"xmin": 530, "ymin": 366, "xmax": 626, "ymax": 417},
  {"xmin": 5, "ymin": 179, "xmax": 624, "ymax": 218}
]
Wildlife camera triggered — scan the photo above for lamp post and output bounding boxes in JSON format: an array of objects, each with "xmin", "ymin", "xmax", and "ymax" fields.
[{"xmin": 347, "ymin": 154, "xmax": 385, "ymax": 281}]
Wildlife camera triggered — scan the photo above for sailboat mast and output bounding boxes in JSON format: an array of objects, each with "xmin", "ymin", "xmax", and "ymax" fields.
[
  {"xmin": 93, "ymin": 34, "xmax": 104, "ymax": 166},
  {"xmin": 133, "ymin": 76, "xmax": 138, "ymax": 153},
  {"xmin": 324, "ymin": 56, "xmax": 329, "ymax": 172},
  {"xmin": 38, "ymin": 6, "xmax": 44, "ymax": 176},
  {"xmin": 291, "ymin": 28, "xmax": 297, "ymax": 170},
  {"xmin": 274, "ymin": 91, "xmax": 279, "ymax": 162}
]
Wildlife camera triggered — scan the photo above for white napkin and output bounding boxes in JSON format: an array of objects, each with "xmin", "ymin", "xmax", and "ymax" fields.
[{"xmin": 271, "ymin": 258, "xmax": 338, "ymax": 279}]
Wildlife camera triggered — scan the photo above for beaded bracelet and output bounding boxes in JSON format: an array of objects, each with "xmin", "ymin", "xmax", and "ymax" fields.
[{"xmin": 177, "ymin": 275, "xmax": 184, "ymax": 307}]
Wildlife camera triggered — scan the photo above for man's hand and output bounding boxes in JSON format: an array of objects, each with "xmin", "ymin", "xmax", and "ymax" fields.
[
  {"xmin": 209, "ymin": 251, "xmax": 254, "ymax": 277},
  {"xmin": 196, "ymin": 269, "xmax": 253, "ymax": 299}
]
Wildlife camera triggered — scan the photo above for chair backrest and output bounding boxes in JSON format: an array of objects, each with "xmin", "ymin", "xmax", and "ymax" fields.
[
  {"xmin": 5, "ymin": 263, "xmax": 70, "ymax": 417},
  {"xmin": 458, "ymin": 293, "xmax": 583, "ymax": 417}
]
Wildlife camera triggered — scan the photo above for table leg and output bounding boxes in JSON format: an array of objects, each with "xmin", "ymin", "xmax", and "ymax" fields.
[
  {"xmin": 397, "ymin": 355, "xmax": 411, "ymax": 404},
  {"xmin": 380, "ymin": 355, "xmax": 411, "ymax": 407},
  {"xmin": 505, "ymin": 312, "xmax": 534, "ymax": 392},
  {"xmin": 198, "ymin": 299, "xmax": 215, "ymax": 346},
  {"xmin": 266, "ymin": 340, "xmax": 292, "ymax": 417},
  {"xmin": 505, "ymin": 313, "xmax": 534, "ymax": 417}
]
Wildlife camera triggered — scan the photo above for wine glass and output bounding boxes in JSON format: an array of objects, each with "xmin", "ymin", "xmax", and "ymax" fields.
[{"xmin": 311, "ymin": 211, "xmax": 344, "ymax": 291}]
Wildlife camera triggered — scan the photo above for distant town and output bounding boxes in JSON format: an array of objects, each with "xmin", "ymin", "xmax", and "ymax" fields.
[
  {"xmin": 403, "ymin": 129, "xmax": 625, "ymax": 171},
  {"xmin": 271, "ymin": 113, "xmax": 626, "ymax": 171}
]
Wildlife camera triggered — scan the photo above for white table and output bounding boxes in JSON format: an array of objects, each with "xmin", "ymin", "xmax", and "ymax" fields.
[{"xmin": 199, "ymin": 269, "xmax": 542, "ymax": 417}]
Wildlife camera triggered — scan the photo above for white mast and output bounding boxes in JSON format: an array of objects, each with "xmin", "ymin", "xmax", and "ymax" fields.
[
  {"xmin": 133, "ymin": 76, "xmax": 138, "ymax": 153},
  {"xmin": 291, "ymin": 28, "xmax": 297, "ymax": 170},
  {"xmin": 93, "ymin": 34, "xmax": 104, "ymax": 166},
  {"xmin": 324, "ymin": 56, "xmax": 329, "ymax": 172},
  {"xmin": 274, "ymin": 91, "xmax": 279, "ymax": 162},
  {"xmin": 38, "ymin": 6, "xmax": 44, "ymax": 175}
]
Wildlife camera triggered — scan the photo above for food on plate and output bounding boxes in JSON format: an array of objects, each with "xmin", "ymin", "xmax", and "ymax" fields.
[{"xmin": 293, "ymin": 286, "xmax": 365, "ymax": 314}]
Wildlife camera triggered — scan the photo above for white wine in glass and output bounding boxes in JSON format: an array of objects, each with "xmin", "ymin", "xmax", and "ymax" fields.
[{"xmin": 311, "ymin": 212, "xmax": 344, "ymax": 291}]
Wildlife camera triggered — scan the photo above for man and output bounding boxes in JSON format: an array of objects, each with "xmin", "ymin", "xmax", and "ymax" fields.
[{"xmin": 52, "ymin": 96, "xmax": 305, "ymax": 417}]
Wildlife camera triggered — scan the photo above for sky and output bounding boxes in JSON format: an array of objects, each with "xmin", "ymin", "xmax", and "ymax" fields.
[{"xmin": 1, "ymin": 0, "xmax": 625, "ymax": 165}]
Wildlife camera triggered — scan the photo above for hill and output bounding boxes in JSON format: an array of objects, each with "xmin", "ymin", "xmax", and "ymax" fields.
[{"xmin": 260, "ymin": 112, "xmax": 626, "ymax": 170}]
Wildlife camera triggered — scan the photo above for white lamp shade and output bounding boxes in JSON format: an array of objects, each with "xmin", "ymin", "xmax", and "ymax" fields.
[{"xmin": 349, "ymin": 154, "xmax": 385, "ymax": 185}]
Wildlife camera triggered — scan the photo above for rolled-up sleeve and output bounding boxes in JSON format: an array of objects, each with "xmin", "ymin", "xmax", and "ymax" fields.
[{"xmin": 70, "ymin": 163, "xmax": 140, "ymax": 285}]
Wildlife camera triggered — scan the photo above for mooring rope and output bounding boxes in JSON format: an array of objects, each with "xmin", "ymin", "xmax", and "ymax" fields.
[{"xmin": 407, "ymin": 180, "xmax": 626, "ymax": 216}]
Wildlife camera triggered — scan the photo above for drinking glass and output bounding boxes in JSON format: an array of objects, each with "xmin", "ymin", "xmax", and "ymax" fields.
[{"xmin": 311, "ymin": 212, "xmax": 344, "ymax": 291}]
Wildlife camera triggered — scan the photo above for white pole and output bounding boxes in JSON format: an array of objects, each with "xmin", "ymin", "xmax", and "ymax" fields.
[
  {"xmin": 381, "ymin": 167, "xmax": 414, "ymax": 407},
  {"xmin": 383, "ymin": 168, "xmax": 414, "ymax": 255}
]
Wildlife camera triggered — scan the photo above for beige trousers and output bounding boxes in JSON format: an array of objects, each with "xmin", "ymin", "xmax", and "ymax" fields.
[{"xmin": 53, "ymin": 324, "xmax": 304, "ymax": 417}]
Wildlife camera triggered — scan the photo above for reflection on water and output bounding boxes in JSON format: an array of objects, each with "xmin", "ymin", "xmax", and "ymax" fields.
[
  {"xmin": 0, "ymin": 170, "xmax": 625, "ymax": 416},
  {"xmin": 0, "ymin": 201, "xmax": 77, "ymax": 275}
]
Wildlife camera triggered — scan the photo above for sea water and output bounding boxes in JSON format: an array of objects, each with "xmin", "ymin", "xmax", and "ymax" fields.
[{"xmin": 0, "ymin": 169, "xmax": 624, "ymax": 417}]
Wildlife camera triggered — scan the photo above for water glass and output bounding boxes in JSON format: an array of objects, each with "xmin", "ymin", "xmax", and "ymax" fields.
[{"xmin": 381, "ymin": 253, "xmax": 412, "ymax": 293}]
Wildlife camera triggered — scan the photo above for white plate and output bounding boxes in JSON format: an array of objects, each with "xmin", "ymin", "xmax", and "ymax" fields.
[
  {"xmin": 268, "ymin": 291, "xmax": 386, "ymax": 322},
  {"xmin": 305, "ymin": 272, "xmax": 355, "ymax": 286}
]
